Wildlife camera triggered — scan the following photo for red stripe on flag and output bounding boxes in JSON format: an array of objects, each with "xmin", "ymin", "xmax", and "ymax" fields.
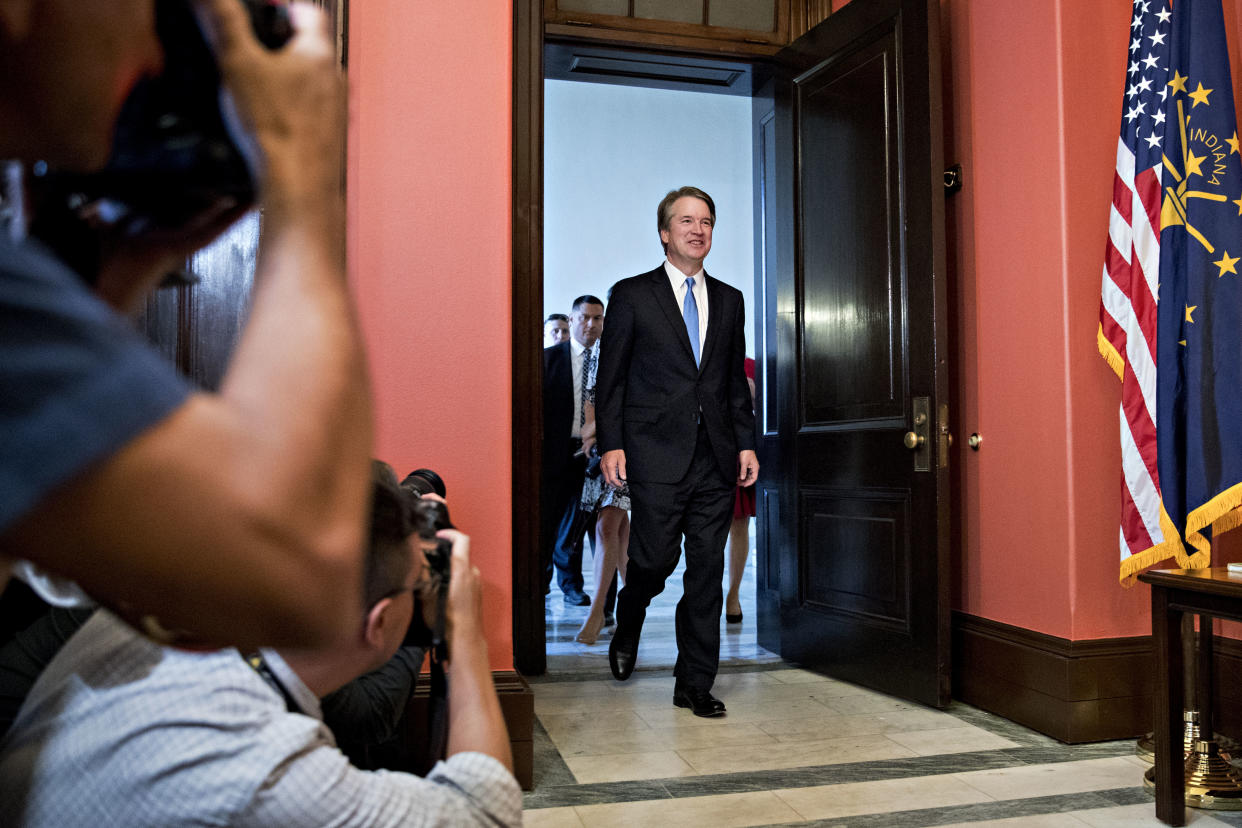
[
  {"xmin": 1134, "ymin": 166, "xmax": 1163, "ymax": 239},
  {"xmin": 1112, "ymin": 171, "xmax": 1132, "ymax": 224},
  {"xmin": 1100, "ymin": 306, "xmax": 1126, "ymax": 355}
]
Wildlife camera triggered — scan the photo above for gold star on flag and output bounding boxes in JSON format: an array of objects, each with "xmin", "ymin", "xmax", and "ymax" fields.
[
  {"xmin": 1215, "ymin": 251, "xmax": 1240, "ymax": 276},
  {"xmin": 1168, "ymin": 70, "xmax": 1189, "ymax": 94},
  {"xmin": 1185, "ymin": 149, "xmax": 1207, "ymax": 177},
  {"xmin": 1230, "ymin": 132, "xmax": 1241, "ymax": 155},
  {"xmin": 1188, "ymin": 82, "xmax": 1213, "ymax": 107},
  {"xmin": 1234, "ymin": 194, "xmax": 1242, "ymax": 215},
  {"xmin": 1180, "ymin": 339, "xmax": 1188, "ymax": 346},
  {"xmin": 1186, "ymin": 304, "xmax": 1198, "ymax": 323}
]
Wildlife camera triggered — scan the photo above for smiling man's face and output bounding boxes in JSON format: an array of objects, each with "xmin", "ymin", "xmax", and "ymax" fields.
[{"xmin": 660, "ymin": 196, "xmax": 713, "ymax": 274}]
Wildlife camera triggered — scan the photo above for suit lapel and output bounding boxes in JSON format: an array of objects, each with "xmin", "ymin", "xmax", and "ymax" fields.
[
  {"xmin": 645, "ymin": 266, "xmax": 698, "ymax": 367},
  {"xmin": 698, "ymin": 274, "xmax": 725, "ymax": 372}
]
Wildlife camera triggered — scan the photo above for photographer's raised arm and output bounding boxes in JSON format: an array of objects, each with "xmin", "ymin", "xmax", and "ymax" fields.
[{"xmin": 0, "ymin": 0, "xmax": 369, "ymax": 649}]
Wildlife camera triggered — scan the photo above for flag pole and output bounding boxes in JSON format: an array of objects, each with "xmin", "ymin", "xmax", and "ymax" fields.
[{"xmin": 1141, "ymin": 614, "xmax": 1242, "ymax": 809}]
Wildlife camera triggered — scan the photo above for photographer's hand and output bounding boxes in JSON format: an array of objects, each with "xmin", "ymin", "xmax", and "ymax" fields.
[
  {"xmin": 198, "ymin": 0, "xmax": 346, "ymax": 227},
  {"xmin": 439, "ymin": 529, "xmax": 514, "ymax": 774}
]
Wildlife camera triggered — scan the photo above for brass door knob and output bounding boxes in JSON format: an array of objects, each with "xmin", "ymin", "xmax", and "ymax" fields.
[{"xmin": 904, "ymin": 431, "xmax": 925, "ymax": 449}]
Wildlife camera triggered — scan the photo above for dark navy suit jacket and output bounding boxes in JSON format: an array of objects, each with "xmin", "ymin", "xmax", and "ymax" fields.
[
  {"xmin": 541, "ymin": 340, "xmax": 576, "ymax": 477},
  {"xmin": 595, "ymin": 265, "xmax": 756, "ymax": 484}
]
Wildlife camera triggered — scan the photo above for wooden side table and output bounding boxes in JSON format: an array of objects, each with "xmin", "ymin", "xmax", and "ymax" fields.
[{"xmin": 1138, "ymin": 567, "xmax": 1242, "ymax": 826}]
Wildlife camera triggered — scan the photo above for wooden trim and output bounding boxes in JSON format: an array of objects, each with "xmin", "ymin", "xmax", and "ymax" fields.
[
  {"xmin": 954, "ymin": 613, "xmax": 1242, "ymax": 744},
  {"xmin": 494, "ymin": 671, "xmax": 535, "ymax": 790},
  {"xmin": 546, "ymin": 23, "xmax": 783, "ymax": 57},
  {"xmin": 547, "ymin": 0, "xmax": 785, "ymax": 45},
  {"xmin": 512, "ymin": 0, "xmax": 546, "ymax": 677},
  {"xmin": 406, "ymin": 671, "xmax": 535, "ymax": 790},
  {"xmin": 952, "ymin": 612, "xmax": 1153, "ymax": 743},
  {"xmin": 789, "ymin": 0, "xmax": 832, "ymax": 41}
]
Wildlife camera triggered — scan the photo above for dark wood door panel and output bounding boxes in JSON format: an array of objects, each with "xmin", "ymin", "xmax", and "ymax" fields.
[
  {"xmin": 798, "ymin": 34, "xmax": 903, "ymax": 425},
  {"xmin": 799, "ymin": 487, "xmax": 910, "ymax": 631},
  {"xmin": 770, "ymin": 0, "xmax": 949, "ymax": 708}
]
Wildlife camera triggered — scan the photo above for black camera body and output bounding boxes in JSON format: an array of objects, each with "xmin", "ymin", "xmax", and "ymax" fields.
[
  {"xmin": 404, "ymin": 497, "xmax": 453, "ymax": 660},
  {"xmin": 29, "ymin": 0, "xmax": 292, "ymax": 280}
]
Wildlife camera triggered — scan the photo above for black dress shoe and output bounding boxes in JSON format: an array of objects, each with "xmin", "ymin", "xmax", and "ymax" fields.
[
  {"xmin": 673, "ymin": 686, "xmax": 726, "ymax": 717},
  {"xmin": 725, "ymin": 611, "xmax": 743, "ymax": 624},
  {"xmin": 562, "ymin": 588, "xmax": 590, "ymax": 606},
  {"xmin": 608, "ymin": 628, "xmax": 639, "ymax": 681}
]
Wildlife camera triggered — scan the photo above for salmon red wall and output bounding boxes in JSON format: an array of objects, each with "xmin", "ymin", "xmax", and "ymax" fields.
[
  {"xmin": 347, "ymin": 1, "xmax": 514, "ymax": 667},
  {"xmin": 946, "ymin": 0, "xmax": 1145, "ymax": 639},
  {"xmin": 944, "ymin": 0, "xmax": 1242, "ymax": 641}
]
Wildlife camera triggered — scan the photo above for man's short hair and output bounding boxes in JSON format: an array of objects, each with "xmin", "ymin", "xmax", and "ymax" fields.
[
  {"xmin": 571, "ymin": 295, "xmax": 604, "ymax": 313},
  {"xmin": 545, "ymin": 313, "xmax": 569, "ymax": 323},
  {"xmin": 364, "ymin": 461, "xmax": 416, "ymax": 609},
  {"xmin": 656, "ymin": 186, "xmax": 716, "ymax": 253}
]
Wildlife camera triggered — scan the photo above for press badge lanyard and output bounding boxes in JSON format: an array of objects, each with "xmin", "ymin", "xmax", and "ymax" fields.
[{"xmin": 244, "ymin": 651, "xmax": 301, "ymax": 714}]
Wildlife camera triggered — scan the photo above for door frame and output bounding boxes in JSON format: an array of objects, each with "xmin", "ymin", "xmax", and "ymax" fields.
[
  {"xmin": 512, "ymin": 0, "xmax": 545, "ymax": 676},
  {"xmin": 509, "ymin": 2, "xmax": 827, "ymax": 675}
]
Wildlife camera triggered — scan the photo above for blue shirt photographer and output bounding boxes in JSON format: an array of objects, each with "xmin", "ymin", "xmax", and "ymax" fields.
[{"xmin": 0, "ymin": 233, "xmax": 191, "ymax": 535}]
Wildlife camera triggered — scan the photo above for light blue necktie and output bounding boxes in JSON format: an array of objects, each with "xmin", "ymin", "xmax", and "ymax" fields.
[{"xmin": 683, "ymin": 277, "xmax": 700, "ymax": 367}]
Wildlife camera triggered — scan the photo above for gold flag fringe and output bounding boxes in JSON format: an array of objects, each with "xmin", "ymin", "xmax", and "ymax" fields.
[
  {"xmin": 1120, "ymin": 502, "xmax": 1187, "ymax": 586},
  {"xmin": 1183, "ymin": 481, "xmax": 1242, "ymax": 568},
  {"xmin": 1097, "ymin": 323, "xmax": 1125, "ymax": 381}
]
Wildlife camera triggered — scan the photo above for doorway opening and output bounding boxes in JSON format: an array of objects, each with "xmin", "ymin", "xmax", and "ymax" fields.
[{"xmin": 538, "ymin": 54, "xmax": 778, "ymax": 676}]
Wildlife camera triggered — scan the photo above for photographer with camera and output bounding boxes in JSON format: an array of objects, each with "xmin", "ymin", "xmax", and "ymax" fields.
[
  {"xmin": 0, "ymin": 462, "xmax": 521, "ymax": 827},
  {"xmin": 0, "ymin": 0, "xmax": 372, "ymax": 649}
]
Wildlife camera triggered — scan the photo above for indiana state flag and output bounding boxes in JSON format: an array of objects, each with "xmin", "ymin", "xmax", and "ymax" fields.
[
  {"xmin": 1099, "ymin": 0, "xmax": 1242, "ymax": 582},
  {"xmin": 1155, "ymin": 0, "xmax": 1242, "ymax": 568}
]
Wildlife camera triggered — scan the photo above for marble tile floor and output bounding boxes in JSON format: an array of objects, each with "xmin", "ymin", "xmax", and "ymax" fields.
[
  {"xmin": 544, "ymin": 528, "xmax": 781, "ymax": 674},
  {"xmin": 523, "ymin": 665, "xmax": 1242, "ymax": 827},
  {"xmin": 534, "ymin": 535, "xmax": 1242, "ymax": 826}
]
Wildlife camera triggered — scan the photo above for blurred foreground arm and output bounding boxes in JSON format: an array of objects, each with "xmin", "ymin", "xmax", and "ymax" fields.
[{"xmin": 1, "ymin": 1, "xmax": 369, "ymax": 649}]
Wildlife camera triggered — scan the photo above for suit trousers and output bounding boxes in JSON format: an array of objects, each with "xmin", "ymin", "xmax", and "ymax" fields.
[
  {"xmin": 541, "ymin": 448, "xmax": 589, "ymax": 594},
  {"xmin": 618, "ymin": 422, "xmax": 733, "ymax": 691}
]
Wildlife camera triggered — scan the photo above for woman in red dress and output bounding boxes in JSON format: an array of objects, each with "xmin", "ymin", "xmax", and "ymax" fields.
[{"xmin": 725, "ymin": 357, "xmax": 757, "ymax": 624}]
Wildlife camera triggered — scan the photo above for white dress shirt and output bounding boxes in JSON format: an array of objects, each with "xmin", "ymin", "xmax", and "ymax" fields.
[
  {"xmin": 665, "ymin": 258, "xmax": 708, "ymax": 355},
  {"xmin": 0, "ymin": 610, "xmax": 522, "ymax": 827},
  {"xmin": 569, "ymin": 336, "xmax": 590, "ymax": 438}
]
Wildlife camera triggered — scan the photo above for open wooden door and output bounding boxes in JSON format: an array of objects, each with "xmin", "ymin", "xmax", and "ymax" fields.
[{"xmin": 754, "ymin": 0, "xmax": 951, "ymax": 707}]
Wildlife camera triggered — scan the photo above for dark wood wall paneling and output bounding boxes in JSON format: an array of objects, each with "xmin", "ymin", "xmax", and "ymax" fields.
[
  {"xmin": 954, "ymin": 611, "xmax": 1242, "ymax": 745},
  {"xmin": 1211, "ymin": 631, "xmax": 1242, "ymax": 742}
]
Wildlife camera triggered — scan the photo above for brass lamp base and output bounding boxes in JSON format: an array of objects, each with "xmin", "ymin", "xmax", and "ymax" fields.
[
  {"xmin": 1144, "ymin": 739, "xmax": 1242, "ymax": 810},
  {"xmin": 1136, "ymin": 710, "xmax": 1240, "ymax": 763}
]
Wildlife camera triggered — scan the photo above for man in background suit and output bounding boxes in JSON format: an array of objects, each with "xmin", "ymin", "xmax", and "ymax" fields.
[
  {"xmin": 596, "ymin": 187, "xmax": 758, "ymax": 717},
  {"xmin": 540, "ymin": 296, "xmax": 605, "ymax": 606},
  {"xmin": 543, "ymin": 313, "xmax": 570, "ymax": 347}
]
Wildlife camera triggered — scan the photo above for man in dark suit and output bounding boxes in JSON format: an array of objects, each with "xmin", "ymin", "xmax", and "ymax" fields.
[
  {"xmin": 540, "ymin": 296, "xmax": 605, "ymax": 606},
  {"xmin": 596, "ymin": 187, "xmax": 758, "ymax": 717}
]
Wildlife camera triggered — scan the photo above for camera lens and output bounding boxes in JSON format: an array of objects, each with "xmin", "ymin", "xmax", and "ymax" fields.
[{"xmin": 400, "ymin": 468, "xmax": 446, "ymax": 499}]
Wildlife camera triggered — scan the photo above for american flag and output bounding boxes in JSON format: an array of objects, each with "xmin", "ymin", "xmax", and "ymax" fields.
[{"xmin": 1099, "ymin": 0, "xmax": 1242, "ymax": 583}]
